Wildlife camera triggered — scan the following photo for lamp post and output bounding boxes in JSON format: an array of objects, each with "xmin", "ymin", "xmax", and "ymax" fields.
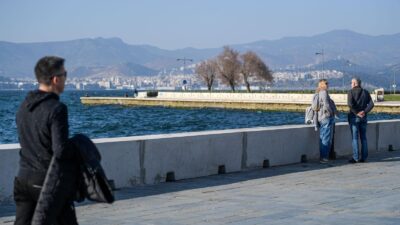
[
  {"xmin": 342, "ymin": 60, "xmax": 352, "ymax": 93},
  {"xmin": 177, "ymin": 57, "xmax": 193, "ymax": 90},
  {"xmin": 393, "ymin": 71, "xmax": 396, "ymax": 94},
  {"xmin": 315, "ymin": 49, "xmax": 325, "ymax": 79},
  {"xmin": 342, "ymin": 74, "xmax": 345, "ymax": 93},
  {"xmin": 177, "ymin": 57, "xmax": 193, "ymax": 76}
]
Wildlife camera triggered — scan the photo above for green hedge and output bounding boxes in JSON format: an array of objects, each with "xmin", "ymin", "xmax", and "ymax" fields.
[{"xmin": 384, "ymin": 94, "xmax": 400, "ymax": 101}]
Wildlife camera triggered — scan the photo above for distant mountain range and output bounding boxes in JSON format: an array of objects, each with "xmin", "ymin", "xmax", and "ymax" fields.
[
  {"xmin": 234, "ymin": 30, "xmax": 400, "ymax": 69},
  {"xmin": 0, "ymin": 37, "xmax": 218, "ymax": 78},
  {"xmin": 0, "ymin": 30, "xmax": 399, "ymax": 81}
]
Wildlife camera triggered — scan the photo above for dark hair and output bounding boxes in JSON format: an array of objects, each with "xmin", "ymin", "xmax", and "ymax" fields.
[
  {"xmin": 34, "ymin": 56, "xmax": 65, "ymax": 85},
  {"xmin": 352, "ymin": 77, "xmax": 362, "ymax": 87}
]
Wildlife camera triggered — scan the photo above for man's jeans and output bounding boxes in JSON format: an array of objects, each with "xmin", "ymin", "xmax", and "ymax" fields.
[
  {"xmin": 319, "ymin": 117, "xmax": 335, "ymax": 159},
  {"xmin": 348, "ymin": 116, "xmax": 368, "ymax": 161}
]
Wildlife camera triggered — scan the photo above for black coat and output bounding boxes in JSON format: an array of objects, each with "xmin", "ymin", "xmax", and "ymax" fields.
[
  {"xmin": 32, "ymin": 134, "xmax": 114, "ymax": 224},
  {"xmin": 71, "ymin": 134, "xmax": 115, "ymax": 204}
]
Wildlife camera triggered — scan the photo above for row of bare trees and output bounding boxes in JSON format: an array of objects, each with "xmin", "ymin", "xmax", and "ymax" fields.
[{"xmin": 195, "ymin": 46, "xmax": 273, "ymax": 92}]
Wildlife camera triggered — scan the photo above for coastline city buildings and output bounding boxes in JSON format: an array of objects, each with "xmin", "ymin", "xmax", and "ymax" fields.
[{"xmin": 0, "ymin": 69, "xmax": 345, "ymax": 91}]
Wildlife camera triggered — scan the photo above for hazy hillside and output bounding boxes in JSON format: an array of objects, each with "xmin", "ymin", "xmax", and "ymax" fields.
[
  {"xmin": 0, "ymin": 30, "xmax": 399, "ymax": 79},
  {"xmin": 234, "ymin": 30, "xmax": 400, "ymax": 68},
  {"xmin": 70, "ymin": 62, "xmax": 158, "ymax": 78}
]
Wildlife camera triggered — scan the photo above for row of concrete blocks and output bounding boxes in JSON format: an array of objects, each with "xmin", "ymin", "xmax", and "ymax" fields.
[
  {"xmin": 1, "ymin": 120, "xmax": 399, "ymax": 202},
  {"xmin": 156, "ymin": 92, "xmax": 351, "ymax": 104}
]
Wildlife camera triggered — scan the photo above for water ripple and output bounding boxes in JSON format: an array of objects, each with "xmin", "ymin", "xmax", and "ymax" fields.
[{"xmin": 1, "ymin": 90, "xmax": 399, "ymax": 144}]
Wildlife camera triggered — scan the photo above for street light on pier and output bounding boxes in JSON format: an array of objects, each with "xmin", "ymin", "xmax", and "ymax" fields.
[
  {"xmin": 393, "ymin": 70, "xmax": 396, "ymax": 94},
  {"xmin": 315, "ymin": 49, "xmax": 325, "ymax": 79},
  {"xmin": 177, "ymin": 57, "xmax": 193, "ymax": 77},
  {"xmin": 342, "ymin": 60, "xmax": 352, "ymax": 93},
  {"xmin": 177, "ymin": 57, "xmax": 193, "ymax": 90}
]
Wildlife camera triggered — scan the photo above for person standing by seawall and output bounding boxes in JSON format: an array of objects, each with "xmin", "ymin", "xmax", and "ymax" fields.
[
  {"xmin": 347, "ymin": 77, "xmax": 374, "ymax": 163},
  {"xmin": 312, "ymin": 79, "xmax": 337, "ymax": 163},
  {"xmin": 14, "ymin": 56, "xmax": 79, "ymax": 224}
]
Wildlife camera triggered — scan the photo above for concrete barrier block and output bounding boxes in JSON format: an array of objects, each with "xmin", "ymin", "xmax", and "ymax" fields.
[
  {"xmin": 366, "ymin": 122, "xmax": 378, "ymax": 153},
  {"xmin": 143, "ymin": 133, "xmax": 243, "ymax": 184},
  {"xmin": 155, "ymin": 92, "xmax": 348, "ymax": 104},
  {"xmin": 377, "ymin": 120, "xmax": 400, "ymax": 151},
  {"xmin": 246, "ymin": 126, "xmax": 319, "ymax": 168},
  {"xmin": 95, "ymin": 139, "xmax": 141, "ymax": 187},
  {"xmin": 332, "ymin": 123, "xmax": 352, "ymax": 157},
  {"xmin": 334, "ymin": 121, "xmax": 379, "ymax": 157},
  {"xmin": 0, "ymin": 145, "xmax": 20, "ymax": 202}
]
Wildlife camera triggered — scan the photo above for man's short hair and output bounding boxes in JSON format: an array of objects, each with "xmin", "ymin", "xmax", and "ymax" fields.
[
  {"xmin": 34, "ymin": 56, "xmax": 65, "ymax": 85},
  {"xmin": 352, "ymin": 77, "xmax": 362, "ymax": 87}
]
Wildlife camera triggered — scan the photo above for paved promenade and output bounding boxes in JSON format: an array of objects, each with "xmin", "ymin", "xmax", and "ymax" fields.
[{"xmin": 1, "ymin": 151, "xmax": 400, "ymax": 225}]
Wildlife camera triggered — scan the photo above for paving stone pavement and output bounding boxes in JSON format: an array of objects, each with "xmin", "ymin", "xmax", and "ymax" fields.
[{"xmin": 1, "ymin": 151, "xmax": 400, "ymax": 225}]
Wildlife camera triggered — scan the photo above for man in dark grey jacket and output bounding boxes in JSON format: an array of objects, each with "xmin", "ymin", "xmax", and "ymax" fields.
[
  {"xmin": 14, "ymin": 56, "xmax": 79, "ymax": 225},
  {"xmin": 347, "ymin": 77, "xmax": 374, "ymax": 163}
]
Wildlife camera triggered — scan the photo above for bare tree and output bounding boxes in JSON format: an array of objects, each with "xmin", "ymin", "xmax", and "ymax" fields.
[
  {"xmin": 240, "ymin": 51, "xmax": 273, "ymax": 92},
  {"xmin": 195, "ymin": 59, "xmax": 217, "ymax": 91},
  {"xmin": 216, "ymin": 46, "xmax": 241, "ymax": 91}
]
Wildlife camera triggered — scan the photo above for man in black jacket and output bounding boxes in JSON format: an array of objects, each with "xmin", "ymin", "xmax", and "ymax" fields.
[
  {"xmin": 347, "ymin": 77, "xmax": 374, "ymax": 163},
  {"xmin": 14, "ymin": 56, "xmax": 78, "ymax": 225}
]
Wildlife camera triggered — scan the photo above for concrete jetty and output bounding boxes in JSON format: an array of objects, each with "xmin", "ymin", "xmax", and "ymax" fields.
[{"xmin": 80, "ymin": 92, "xmax": 400, "ymax": 113}]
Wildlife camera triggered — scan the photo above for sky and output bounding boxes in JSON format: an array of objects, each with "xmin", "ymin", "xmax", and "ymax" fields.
[{"xmin": 0, "ymin": 0, "xmax": 399, "ymax": 49}]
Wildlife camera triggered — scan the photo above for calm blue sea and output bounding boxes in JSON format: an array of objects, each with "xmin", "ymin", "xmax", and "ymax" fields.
[{"xmin": 0, "ymin": 90, "xmax": 399, "ymax": 144}]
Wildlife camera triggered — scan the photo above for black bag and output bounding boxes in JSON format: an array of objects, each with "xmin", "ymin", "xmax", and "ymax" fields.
[{"xmin": 71, "ymin": 134, "xmax": 114, "ymax": 204}]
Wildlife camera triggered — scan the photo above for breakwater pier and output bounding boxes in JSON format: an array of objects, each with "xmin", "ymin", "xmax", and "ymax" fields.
[{"xmin": 80, "ymin": 92, "xmax": 400, "ymax": 113}]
